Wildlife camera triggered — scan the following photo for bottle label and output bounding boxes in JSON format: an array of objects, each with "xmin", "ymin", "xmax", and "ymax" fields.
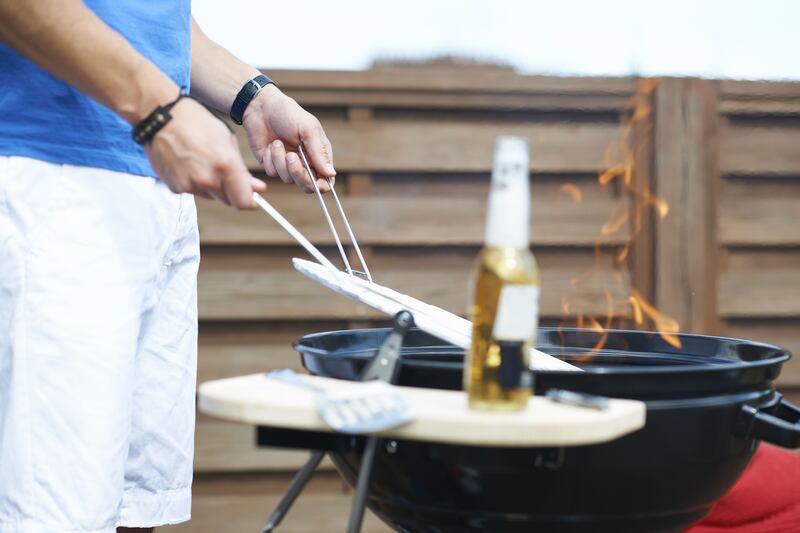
[
  {"xmin": 492, "ymin": 285, "xmax": 539, "ymax": 341},
  {"xmin": 497, "ymin": 341, "xmax": 532, "ymax": 390}
]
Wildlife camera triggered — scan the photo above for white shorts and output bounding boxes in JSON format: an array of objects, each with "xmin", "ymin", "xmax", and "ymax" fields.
[{"xmin": 0, "ymin": 156, "xmax": 200, "ymax": 532}]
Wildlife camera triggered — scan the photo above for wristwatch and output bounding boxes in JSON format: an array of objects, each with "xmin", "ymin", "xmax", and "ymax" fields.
[{"xmin": 230, "ymin": 74, "xmax": 275, "ymax": 125}]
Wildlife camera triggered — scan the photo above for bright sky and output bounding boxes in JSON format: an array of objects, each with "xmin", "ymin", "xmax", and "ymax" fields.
[{"xmin": 193, "ymin": 0, "xmax": 799, "ymax": 80}]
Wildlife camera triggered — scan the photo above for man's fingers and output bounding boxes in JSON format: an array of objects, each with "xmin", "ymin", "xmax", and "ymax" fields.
[
  {"xmin": 182, "ymin": 171, "xmax": 229, "ymax": 206},
  {"xmin": 263, "ymin": 145, "xmax": 277, "ymax": 178},
  {"xmin": 286, "ymin": 151, "xmax": 330, "ymax": 193},
  {"xmin": 315, "ymin": 176, "xmax": 332, "ymax": 192},
  {"xmin": 193, "ymin": 190, "xmax": 216, "ymax": 201},
  {"xmin": 285, "ymin": 151, "xmax": 310, "ymax": 192},
  {"xmin": 301, "ymin": 126, "xmax": 335, "ymax": 179},
  {"xmin": 323, "ymin": 137, "xmax": 335, "ymax": 179},
  {"xmin": 221, "ymin": 168, "xmax": 258, "ymax": 210},
  {"xmin": 250, "ymin": 176, "xmax": 267, "ymax": 193},
  {"xmin": 228, "ymin": 134, "xmax": 266, "ymax": 197},
  {"xmin": 217, "ymin": 141, "xmax": 258, "ymax": 209},
  {"xmin": 205, "ymin": 187, "xmax": 231, "ymax": 207},
  {"xmin": 270, "ymin": 140, "xmax": 293, "ymax": 184}
]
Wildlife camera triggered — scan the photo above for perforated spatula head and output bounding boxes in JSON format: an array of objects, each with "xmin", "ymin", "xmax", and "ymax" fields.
[{"xmin": 267, "ymin": 369, "xmax": 415, "ymax": 434}]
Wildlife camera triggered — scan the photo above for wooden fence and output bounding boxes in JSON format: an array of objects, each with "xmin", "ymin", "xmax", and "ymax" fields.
[{"xmin": 164, "ymin": 66, "xmax": 800, "ymax": 533}]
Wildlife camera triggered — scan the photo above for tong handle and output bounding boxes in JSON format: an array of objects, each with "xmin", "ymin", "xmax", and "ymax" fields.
[{"xmin": 252, "ymin": 193, "xmax": 338, "ymax": 273}]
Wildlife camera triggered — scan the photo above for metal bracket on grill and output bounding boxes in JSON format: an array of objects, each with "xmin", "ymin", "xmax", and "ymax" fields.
[
  {"xmin": 259, "ymin": 311, "xmax": 413, "ymax": 533},
  {"xmin": 346, "ymin": 310, "xmax": 413, "ymax": 533}
]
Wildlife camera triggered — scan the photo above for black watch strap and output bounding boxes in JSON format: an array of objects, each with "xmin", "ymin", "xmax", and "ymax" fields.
[{"xmin": 230, "ymin": 74, "xmax": 274, "ymax": 125}]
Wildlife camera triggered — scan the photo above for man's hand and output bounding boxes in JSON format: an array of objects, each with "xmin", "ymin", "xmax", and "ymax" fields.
[
  {"xmin": 241, "ymin": 85, "xmax": 336, "ymax": 194},
  {"xmin": 188, "ymin": 19, "xmax": 335, "ymax": 197},
  {"xmin": 145, "ymin": 97, "xmax": 266, "ymax": 209}
]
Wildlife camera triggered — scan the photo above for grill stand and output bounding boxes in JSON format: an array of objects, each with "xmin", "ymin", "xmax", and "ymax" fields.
[
  {"xmin": 260, "ymin": 311, "xmax": 414, "ymax": 533},
  {"xmin": 259, "ymin": 449, "xmax": 325, "ymax": 533}
]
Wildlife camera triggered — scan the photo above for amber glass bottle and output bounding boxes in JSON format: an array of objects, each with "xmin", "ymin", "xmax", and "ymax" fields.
[{"xmin": 465, "ymin": 137, "xmax": 539, "ymax": 411}]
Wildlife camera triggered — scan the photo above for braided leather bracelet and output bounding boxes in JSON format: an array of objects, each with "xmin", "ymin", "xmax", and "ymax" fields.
[{"xmin": 132, "ymin": 93, "xmax": 192, "ymax": 146}]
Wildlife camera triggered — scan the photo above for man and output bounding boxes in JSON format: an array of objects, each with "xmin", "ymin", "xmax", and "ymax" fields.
[{"xmin": 0, "ymin": 1, "xmax": 334, "ymax": 532}]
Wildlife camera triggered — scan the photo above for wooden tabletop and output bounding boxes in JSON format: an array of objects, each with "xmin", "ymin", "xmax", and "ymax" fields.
[{"xmin": 198, "ymin": 373, "xmax": 646, "ymax": 447}]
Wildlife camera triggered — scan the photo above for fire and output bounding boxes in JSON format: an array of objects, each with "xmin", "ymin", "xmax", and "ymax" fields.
[
  {"xmin": 601, "ymin": 204, "xmax": 629, "ymax": 236},
  {"xmin": 559, "ymin": 183, "xmax": 583, "ymax": 203},
  {"xmin": 628, "ymin": 289, "xmax": 681, "ymax": 348},
  {"xmin": 559, "ymin": 78, "xmax": 683, "ymax": 351}
]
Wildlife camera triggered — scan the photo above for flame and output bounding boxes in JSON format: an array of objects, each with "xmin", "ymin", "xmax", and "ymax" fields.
[
  {"xmin": 559, "ymin": 78, "xmax": 682, "ymax": 351},
  {"xmin": 628, "ymin": 289, "xmax": 681, "ymax": 348},
  {"xmin": 559, "ymin": 183, "xmax": 583, "ymax": 203},
  {"xmin": 601, "ymin": 204, "xmax": 629, "ymax": 236}
]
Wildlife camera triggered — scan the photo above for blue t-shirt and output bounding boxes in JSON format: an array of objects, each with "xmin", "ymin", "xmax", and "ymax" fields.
[{"xmin": 0, "ymin": 1, "xmax": 191, "ymax": 177}]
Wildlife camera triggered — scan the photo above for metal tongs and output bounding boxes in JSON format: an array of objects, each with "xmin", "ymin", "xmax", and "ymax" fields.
[
  {"xmin": 251, "ymin": 144, "xmax": 580, "ymax": 373},
  {"xmin": 252, "ymin": 145, "xmax": 372, "ymax": 282}
]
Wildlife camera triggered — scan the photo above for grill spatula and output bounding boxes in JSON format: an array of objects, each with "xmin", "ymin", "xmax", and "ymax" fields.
[{"xmin": 266, "ymin": 368, "xmax": 415, "ymax": 434}]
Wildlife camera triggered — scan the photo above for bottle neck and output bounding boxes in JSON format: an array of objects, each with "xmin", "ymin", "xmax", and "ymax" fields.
[{"xmin": 485, "ymin": 138, "xmax": 530, "ymax": 249}]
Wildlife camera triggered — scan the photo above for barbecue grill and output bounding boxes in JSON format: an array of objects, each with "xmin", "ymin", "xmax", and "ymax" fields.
[
  {"xmin": 289, "ymin": 326, "xmax": 797, "ymax": 533},
  {"xmin": 200, "ymin": 326, "xmax": 799, "ymax": 533}
]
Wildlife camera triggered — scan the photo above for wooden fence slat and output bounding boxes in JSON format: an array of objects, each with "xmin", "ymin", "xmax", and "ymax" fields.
[
  {"xmin": 266, "ymin": 68, "xmax": 636, "ymax": 95},
  {"xmin": 194, "ymin": 414, "xmax": 335, "ymax": 473},
  {"xmin": 783, "ymin": 389, "xmax": 800, "ymax": 416},
  {"xmin": 234, "ymin": 121, "xmax": 623, "ymax": 173},
  {"xmin": 162, "ymin": 472, "xmax": 390, "ymax": 533},
  {"xmin": 198, "ymin": 248, "xmax": 631, "ymax": 321},
  {"xmin": 197, "ymin": 322, "xmax": 341, "ymax": 384},
  {"xmin": 197, "ymin": 179, "xmax": 628, "ymax": 246},
  {"xmin": 781, "ymin": 387, "xmax": 800, "ymax": 451},
  {"xmin": 718, "ymin": 250, "xmax": 800, "ymax": 318},
  {"xmin": 724, "ymin": 319, "xmax": 800, "ymax": 387},
  {"xmin": 719, "ymin": 80, "xmax": 800, "ymax": 99},
  {"xmin": 719, "ymin": 99, "xmax": 800, "ymax": 116},
  {"xmin": 290, "ymin": 90, "xmax": 630, "ymax": 112},
  {"xmin": 719, "ymin": 124, "xmax": 800, "ymax": 175},
  {"xmin": 719, "ymin": 178, "xmax": 800, "ymax": 246}
]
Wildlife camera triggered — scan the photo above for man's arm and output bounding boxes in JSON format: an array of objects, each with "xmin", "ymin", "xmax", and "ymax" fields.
[
  {"xmin": 0, "ymin": 0, "xmax": 176, "ymax": 125},
  {"xmin": 190, "ymin": 19, "xmax": 336, "ymax": 194},
  {"xmin": 0, "ymin": 1, "xmax": 264, "ymax": 209}
]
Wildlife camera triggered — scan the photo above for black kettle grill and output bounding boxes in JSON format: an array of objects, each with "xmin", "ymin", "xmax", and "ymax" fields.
[{"xmin": 257, "ymin": 326, "xmax": 800, "ymax": 533}]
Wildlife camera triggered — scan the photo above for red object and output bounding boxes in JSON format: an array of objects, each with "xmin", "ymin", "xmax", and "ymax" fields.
[{"xmin": 686, "ymin": 445, "xmax": 800, "ymax": 533}]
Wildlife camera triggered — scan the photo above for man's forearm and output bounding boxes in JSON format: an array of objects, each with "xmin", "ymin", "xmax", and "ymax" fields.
[
  {"xmin": 189, "ymin": 18, "xmax": 266, "ymax": 114},
  {"xmin": 0, "ymin": 0, "xmax": 178, "ymax": 125}
]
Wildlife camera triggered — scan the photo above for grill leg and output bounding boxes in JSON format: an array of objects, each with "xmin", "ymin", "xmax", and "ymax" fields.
[
  {"xmin": 261, "ymin": 450, "xmax": 326, "ymax": 533},
  {"xmin": 346, "ymin": 437, "xmax": 381, "ymax": 533}
]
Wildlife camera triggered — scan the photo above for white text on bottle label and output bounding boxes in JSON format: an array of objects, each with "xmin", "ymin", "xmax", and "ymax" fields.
[{"xmin": 493, "ymin": 285, "xmax": 540, "ymax": 341}]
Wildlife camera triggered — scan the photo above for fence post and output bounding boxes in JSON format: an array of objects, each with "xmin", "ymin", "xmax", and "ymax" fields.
[
  {"xmin": 653, "ymin": 78, "xmax": 721, "ymax": 335},
  {"xmin": 628, "ymin": 79, "xmax": 657, "ymax": 308}
]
